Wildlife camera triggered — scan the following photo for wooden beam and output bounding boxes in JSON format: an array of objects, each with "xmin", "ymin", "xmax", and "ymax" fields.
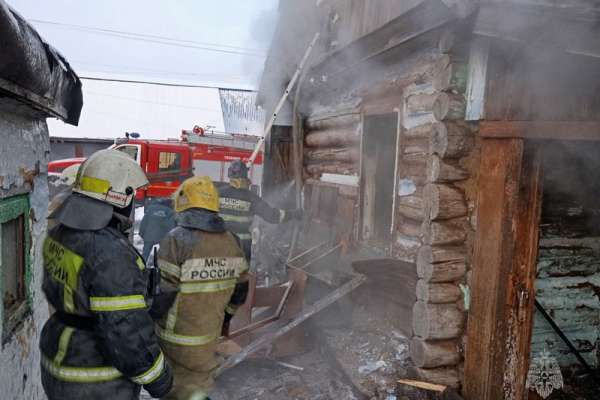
[
  {"xmin": 501, "ymin": 147, "xmax": 543, "ymax": 399},
  {"xmin": 463, "ymin": 138, "xmax": 524, "ymax": 400},
  {"xmin": 465, "ymin": 36, "xmax": 490, "ymax": 121},
  {"xmin": 480, "ymin": 121, "xmax": 600, "ymax": 141}
]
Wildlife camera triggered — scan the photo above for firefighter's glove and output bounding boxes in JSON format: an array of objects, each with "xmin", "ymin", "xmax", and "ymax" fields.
[
  {"xmin": 149, "ymin": 285, "xmax": 177, "ymax": 320},
  {"xmin": 221, "ymin": 312, "xmax": 234, "ymax": 338},
  {"xmin": 287, "ymin": 208, "xmax": 304, "ymax": 221},
  {"xmin": 144, "ymin": 361, "xmax": 173, "ymax": 398}
]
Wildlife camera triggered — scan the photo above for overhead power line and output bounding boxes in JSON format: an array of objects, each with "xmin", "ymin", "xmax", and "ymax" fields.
[
  {"xmin": 79, "ymin": 76, "xmax": 256, "ymax": 91},
  {"xmin": 73, "ymin": 60, "xmax": 247, "ymax": 80},
  {"xmin": 30, "ymin": 19, "xmax": 267, "ymax": 57},
  {"xmin": 86, "ymin": 90, "xmax": 221, "ymax": 111}
]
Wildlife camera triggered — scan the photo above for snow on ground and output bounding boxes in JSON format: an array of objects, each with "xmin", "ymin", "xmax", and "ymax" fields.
[{"xmin": 133, "ymin": 206, "xmax": 145, "ymax": 254}]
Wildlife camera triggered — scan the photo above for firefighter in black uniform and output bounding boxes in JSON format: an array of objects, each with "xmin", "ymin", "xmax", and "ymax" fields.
[
  {"xmin": 218, "ymin": 160, "xmax": 302, "ymax": 260},
  {"xmin": 41, "ymin": 149, "xmax": 173, "ymax": 400}
]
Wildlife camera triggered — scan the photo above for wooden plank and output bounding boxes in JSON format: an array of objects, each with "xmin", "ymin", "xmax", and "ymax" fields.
[
  {"xmin": 398, "ymin": 379, "xmax": 446, "ymax": 392},
  {"xmin": 480, "ymin": 121, "xmax": 600, "ymax": 141},
  {"xmin": 463, "ymin": 138, "xmax": 524, "ymax": 400},
  {"xmin": 501, "ymin": 146, "xmax": 543, "ymax": 400},
  {"xmin": 465, "ymin": 36, "xmax": 490, "ymax": 121}
]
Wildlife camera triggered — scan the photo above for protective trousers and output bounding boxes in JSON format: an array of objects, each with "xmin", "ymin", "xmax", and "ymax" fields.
[{"xmin": 157, "ymin": 289, "xmax": 233, "ymax": 399}]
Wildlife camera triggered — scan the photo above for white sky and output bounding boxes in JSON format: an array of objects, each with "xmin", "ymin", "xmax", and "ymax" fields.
[{"xmin": 8, "ymin": 0, "xmax": 278, "ymax": 139}]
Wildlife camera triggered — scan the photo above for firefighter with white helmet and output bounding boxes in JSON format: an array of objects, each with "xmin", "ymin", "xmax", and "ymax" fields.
[
  {"xmin": 157, "ymin": 176, "xmax": 249, "ymax": 399},
  {"xmin": 41, "ymin": 149, "xmax": 173, "ymax": 400}
]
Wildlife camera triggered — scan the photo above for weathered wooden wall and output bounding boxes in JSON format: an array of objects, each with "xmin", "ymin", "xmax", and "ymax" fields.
[
  {"xmin": 485, "ymin": 40, "xmax": 600, "ymax": 121},
  {"xmin": 295, "ymin": 27, "xmax": 477, "ymax": 388},
  {"xmin": 532, "ymin": 142, "xmax": 600, "ymax": 368},
  {"xmin": 317, "ymin": 0, "xmax": 424, "ymax": 51},
  {"xmin": 396, "ymin": 47, "xmax": 474, "ymax": 389}
]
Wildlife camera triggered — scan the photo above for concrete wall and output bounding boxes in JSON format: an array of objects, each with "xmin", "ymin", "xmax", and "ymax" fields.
[
  {"xmin": 49, "ymin": 138, "xmax": 111, "ymax": 161},
  {"xmin": 0, "ymin": 103, "xmax": 50, "ymax": 400}
]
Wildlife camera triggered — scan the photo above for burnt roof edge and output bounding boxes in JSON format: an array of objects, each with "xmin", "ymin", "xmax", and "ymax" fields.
[{"xmin": 0, "ymin": 1, "xmax": 83, "ymax": 125}]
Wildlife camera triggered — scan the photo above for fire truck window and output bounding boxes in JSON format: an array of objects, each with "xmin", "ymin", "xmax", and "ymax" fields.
[
  {"xmin": 116, "ymin": 145, "xmax": 138, "ymax": 160},
  {"xmin": 159, "ymin": 152, "xmax": 181, "ymax": 172}
]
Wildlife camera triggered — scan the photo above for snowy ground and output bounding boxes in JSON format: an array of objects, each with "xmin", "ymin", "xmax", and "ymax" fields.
[{"xmin": 133, "ymin": 206, "xmax": 145, "ymax": 254}]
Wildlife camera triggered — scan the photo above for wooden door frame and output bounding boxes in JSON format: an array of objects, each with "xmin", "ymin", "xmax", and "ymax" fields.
[{"xmin": 463, "ymin": 138, "xmax": 543, "ymax": 400}]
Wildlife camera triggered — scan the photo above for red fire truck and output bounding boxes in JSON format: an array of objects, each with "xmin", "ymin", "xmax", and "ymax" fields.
[{"xmin": 48, "ymin": 127, "xmax": 263, "ymax": 202}]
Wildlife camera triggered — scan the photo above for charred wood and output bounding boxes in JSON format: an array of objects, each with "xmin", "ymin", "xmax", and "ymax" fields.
[
  {"xmin": 416, "ymin": 280, "xmax": 462, "ymax": 304},
  {"xmin": 424, "ymin": 184, "xmax": 468, "ymax": 221},
  {"xmin": 305, "ymin": 113, "xmax": 360, "ymax": 131},
  {"xmin": 305, "ymin": 128, "xmax": 360, "ymax": 148},
  {"xmin": 304, "ymin": 147, "xmax": 360, "ymax": 163},
  {"xmin": 433, "ymin": 63, "xmax": 468, "ymax": 94},
  {"xmin": 305, "ymin": 162, "xmax": 357, "ymax": 176},
  {"xmin": 399, "ymin": 217, "xmax": 424, "ymax": 238},
  {"xmin": 430, "ymin": 122, "xmax": 473, "ymax": 159},
  {"xmin": 410, "ymin": 338, "xmax": 461, "ymax": 368},
  {"xmin": 427, "ymin": 156, "xmax": 468, "ymax": 183},
  {"xmin": 411, "ymin": 366, "xmax": 461, "ymax": 389},
  {"xmin": 417, "ymin": 259, "xmax": 467, "ymax": 283},
  {"xmin": 423, "ymin": 218, "xmax": 469, "ymax": 246},
  {"xmin": 413, "ymin": 301, "xmax": 465, "ymax": 340},
  {"xmin": 432, "ymin": 93, "xmax": 466, "ymax": 121}
]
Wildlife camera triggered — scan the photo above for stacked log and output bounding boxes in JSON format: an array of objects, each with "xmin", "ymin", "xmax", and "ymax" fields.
[
  {"xmin": 395, "ymin": 57, "xmax": 472, "ymax": 389},
  {"xmin": 303, "ymin": 113, "xmax": 361, "ymax": 181}
]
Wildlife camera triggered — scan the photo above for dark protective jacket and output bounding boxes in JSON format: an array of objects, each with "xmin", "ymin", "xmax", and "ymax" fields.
[
  {"xmin": 139, "ymin": 202, "xmax": 176, "ymax": 260},
  {"xmin": 156, "ymin": 208, "xmax": 248, "ymax": 395},
  {"xmin": 218, "ymin": 184, "xmax": 289, "ymax": 255},
  {"xmin": 41, "ymin": 205, "xmax": 172, "ymax": 398}
]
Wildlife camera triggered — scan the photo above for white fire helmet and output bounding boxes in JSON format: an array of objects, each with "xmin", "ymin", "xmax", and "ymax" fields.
[
  {"xmin": 59, "ymin": 164, "xmax": 80, "ymax": 186},
  {"xmin": 72, "ymin": 149, "xmax": 148, "ymax": 208}
]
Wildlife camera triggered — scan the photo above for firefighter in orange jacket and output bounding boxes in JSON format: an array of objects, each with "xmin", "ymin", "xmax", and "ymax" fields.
[{"xmin": 156, "ymin": 176, "xmax": 249, "ymax": 399}]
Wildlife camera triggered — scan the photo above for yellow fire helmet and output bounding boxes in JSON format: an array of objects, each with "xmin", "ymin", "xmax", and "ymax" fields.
[
  {"xmin": 73, "ymin": 149, "xmax": 149, "ymax": 208},
  {"xmin": 173, "ymin": 176, "xmax": 220, "ymax": 213}
]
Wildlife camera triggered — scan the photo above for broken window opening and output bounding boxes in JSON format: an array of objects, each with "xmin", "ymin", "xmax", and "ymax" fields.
[
  {"xmin": 360, "ymin": 113, "xmax": 399, "ymax": 246},
  {"xmin": 0, "ymin": 195, "xmax": 31, "ymax": 342},
  {"xmin": 529, "ymin": 141, "xmax": 600, "ymax": 394}
]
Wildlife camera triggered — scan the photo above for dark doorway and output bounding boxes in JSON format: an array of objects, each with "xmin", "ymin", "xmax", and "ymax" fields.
[{"xmin": 361, "ymin": 113, "xmax": 398, "ymax": 244}]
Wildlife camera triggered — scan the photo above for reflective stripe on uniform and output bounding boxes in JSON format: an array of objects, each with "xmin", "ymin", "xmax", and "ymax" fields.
[
  {"xmin": 165, "ymin": 295, "xmax": 179, "ymax": 331},
  {"xmin": 79, "ymin": 175, "xmax": 111, "ymax": 195},
  {"xmin": 220, "ymin": 214, "xmax": 253, "ymax": 224},
  {"xmin": 53, "ymin": 326, "xmax": 75, "ymax": 365},
  {"xmin": 155, "ymin": 325, "xmax": 216, "ymax": 347},
  {"xmin": 179, "ymin": 279, "xmax": 237, "ymax": 294},
  {"xmin": 89, "ymin": 295, "xmax": 146, "ymax": 312},
  {"xmin": 225, "ymin": 304, "xmax": 238, "ymax": 315},
  {"xmin": 43, "ymin": 238, "xmax": 85, "ymax": 313},
  {"xmin": 236, "ymin": 233, "xmax": 251, "ymax": 240},
  {"xmin": 131, "ymin": 352, "xmax": 165, "ymax": 385},
  {"xmin": 41, "ymin": 356, "xmax": 122, "ymax": 383},
  {"xmin": 180, "ymin": 257, "xmax": 248, "ymax": 282},
  {"xmin": 136, "ymin": 257, "xmax": 145, "ymax": 270},
  {"xmin": 189, "ymin": 391, "xmax": 210, "ymax": 400},
  {"xmin": 159, "ymin": 259, "xmax": 181, "ymax": 278}
]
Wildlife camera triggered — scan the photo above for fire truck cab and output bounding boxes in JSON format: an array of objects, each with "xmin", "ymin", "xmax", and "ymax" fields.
[{"xmin": 48, "ymin": 128, "xmax": 263, "ymax": 202}]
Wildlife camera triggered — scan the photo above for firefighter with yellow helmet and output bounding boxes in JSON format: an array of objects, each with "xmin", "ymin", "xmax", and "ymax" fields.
[
  {"xmin": 157, "ymin": 176, "xmax": 249, "ymax": 399},
  {"xmin": 41, "ymin": 149, "xmax": 173, "ymax": 399}
]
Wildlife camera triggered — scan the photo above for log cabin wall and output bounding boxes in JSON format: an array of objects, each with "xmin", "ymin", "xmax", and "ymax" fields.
[
  {"xmin": 532, "ymin": 142, "xmax": 600, "ymax": 369},
  {"xmin": 399, "ymin": 46, "xmax": 475, "ymax": 389},
  {"xmin": 300, "ymin": 41, "xmax": 476, "ymax": 389}
]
